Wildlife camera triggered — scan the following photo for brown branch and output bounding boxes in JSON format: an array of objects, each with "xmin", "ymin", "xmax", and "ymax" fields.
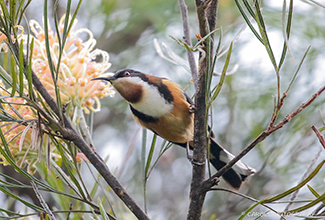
[
  {"xmin": 204, "ymin": 85, "xmax": 325, "ymax": 189},
  {"xmin": 187, "ymin": 1, "xmax": 209, "ymax": 219},
  {"xmin": 59, "ymin": 128, "xmax": 149, "ymax": 219},
  {"xmin": 268, "ymin": 92, "xmax": 287, "ymax": 129},
  {"xmin": 24, "ymin": 52, "xmax": 149, "ymax": 219},
  {"xmin": 187, "ymin": 1, "xmax": 219, "ymax": 219},
  {"xmin": 312, "ymin": 125, "xmax": 325, "ymax": 149},
  {"xmin": 178, "ymin": 0, "xmax": 198, "ymax": 89},
  {"xmin": 187, "ymin": 66, "xmax": 208, "ymax": 220}
]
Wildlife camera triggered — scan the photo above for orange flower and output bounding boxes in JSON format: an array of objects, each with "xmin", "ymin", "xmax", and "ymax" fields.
[
  {"xmin": 0, "ymin": 82, "xmax": 46, "ymax": 173},
  {"xmin": 26, "ymin": 16, "xmax": 114, "ymax": 113}
]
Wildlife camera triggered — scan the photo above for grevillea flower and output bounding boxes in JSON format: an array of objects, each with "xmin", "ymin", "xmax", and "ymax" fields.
[
  {"xmin": 0, "ymin": 8, "xmax": 26, "ymax": 53},
  {"xmin": 0, "ymin": 33, "xmax": 8, "ymax": 53},
  {"xmin": 0, "ymin": 82, "xmax": 54, "ymax": 174},
  {"xmin": 0, "ymin": 16, "xmax": 112, "ymax": 173},
  {"xmin": 27, "ymin": 16, "xmax": 114, "ymax": 113}
]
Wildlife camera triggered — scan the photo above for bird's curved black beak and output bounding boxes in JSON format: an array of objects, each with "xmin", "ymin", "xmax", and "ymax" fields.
[{"xmin": 91, "ymin": 76, "xmax": 116, "ymax": 82}]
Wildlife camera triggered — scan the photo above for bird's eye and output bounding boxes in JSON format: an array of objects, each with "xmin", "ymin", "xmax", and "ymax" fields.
[{"xmin": 124, "ymin": 72, "xmax": 130, "ymax": 76}]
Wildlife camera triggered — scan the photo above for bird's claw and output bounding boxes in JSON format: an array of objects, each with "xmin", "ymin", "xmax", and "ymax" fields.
[
  {"xmin": 189, "ymin": 104, "xmax": 196, "ymax": 113},
  {"xmin": 186, "ymin": 142, "xmax": 205, "ymax": 166},
  {"xmin": 187, "ymin": 155, "xmax": 206, "ymax": 166}
]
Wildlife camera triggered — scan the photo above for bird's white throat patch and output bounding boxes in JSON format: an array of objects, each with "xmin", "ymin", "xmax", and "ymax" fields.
[{"xmin": 120, "ymin": 77, "xmax": 174, "ymax": 118}]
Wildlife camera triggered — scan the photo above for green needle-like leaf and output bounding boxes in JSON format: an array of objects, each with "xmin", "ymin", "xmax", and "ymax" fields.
[
  {"xmin": 18, "ymin": 39, "xmax": 24, "ymax": 97},
  {"xmin": 141, "ymin": 128, "xmax": 147, "ymax": 178},
  {"xmin": 27, "ymin": 37, "xmax": 34, "ymax": 99},
  {"xmin": 10, "ymin": 55, "xmax": 17, "ymax": 97},
  {"xmin": 265, "ymin": 160, "xmax": 325, "ymax": 203},
  {"xmin": 0, "ymin": 186, "xmax": 45, "ymax": 212},
  {"xmin": 208, "ymin": 41, "xmax": 233, "ymax": 107},
  {"xmin": 234, "ymin": 0, "xmax": 263, "ymax": 44},
  {"xmin": 254, "ymin": 0, "xmax": 278, "ymax": 73},
  {"xmin": 145, "ymin": 134, "xmax": 157, "ymax": 179},
  {"xmin": 307, "ymin": 185, "xmax": 325, "ymax": 204},
  {"xmin": 282, "ymin": 191, "xmax": 325, "ymax": 215},
  {"xmin": 285, "ymin": 45, "xmax": 311, "ymax": 94},
  {"xmin": 238, "ymin": 197, "xmax": 280, "ymax": 220},
  {"xmin": 279, "ymin": 0, "xmax": 294, "ymax": 70}
]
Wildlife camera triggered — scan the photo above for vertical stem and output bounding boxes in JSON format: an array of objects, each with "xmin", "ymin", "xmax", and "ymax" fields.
[
  {"xmin": 207, "ymin": 0, "xmax": 219, "ymax": 62},
  {"xmin": 141, "ymin": 128, "xmax": 148, "ymax": 213},
  {"xmin": 187, "ymin": 67, "xmax": 208, "ymax": 220},
  {"xmin": 187, "ymin": 1, "xmax": 219, "ymax": 219},
  {"xmin": 178, "ymin": 0, "xmax": 198, "ymax": 89}
]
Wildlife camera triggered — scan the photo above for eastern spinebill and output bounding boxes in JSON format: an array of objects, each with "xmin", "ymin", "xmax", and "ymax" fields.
[{"xmin": 92, "ymin": 69, "xmax": 256, "ymax": 189}]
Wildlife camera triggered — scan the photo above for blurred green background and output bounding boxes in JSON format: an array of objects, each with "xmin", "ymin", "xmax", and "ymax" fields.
[{"xmin": 18, "ymin": 0, "xmax": 325, "ymax": 219}]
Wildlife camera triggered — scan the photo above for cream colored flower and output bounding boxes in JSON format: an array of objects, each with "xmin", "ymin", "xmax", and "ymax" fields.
[
  {"xmin": 27, "ymin": 16, "xmax": 114, "ymax": 113},
  {"xmin": 0, "ymin": 82, "xmax": 49, "ymax": 174}
]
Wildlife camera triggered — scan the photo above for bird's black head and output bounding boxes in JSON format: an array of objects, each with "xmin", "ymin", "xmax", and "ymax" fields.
[
  {"xmin": 91, "ymin": 68, "xmax": 174, "ymax": 105},
  {"xmin": 91, "ymin": 69, "xmax": 148, "ymax": 83},
  {"xmin": 91, "ymin": 69, "xmax": 152, "ymax": 103},
  {"xmin": 114, "ymin": 69, "xmax": 146, "ymax": 80}
]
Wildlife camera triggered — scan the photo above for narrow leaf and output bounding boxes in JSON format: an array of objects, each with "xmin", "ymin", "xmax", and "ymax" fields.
[
  {"xmin": 27, "ymin": 37, "xmax": 34, "ymax": 99},
  {"xmin": 254, "ymin": 0, "xmax": 278, "ymax": 72},
  {"xmin": 279, "ymin": 0, "xmax": 294, "ymax": 70},
  {"xmin": 10, "ymin": 55, "xmax": 17, "ymax": 97},
  {"xmin": 208, "ymin": 41, "xmax": 233, "ymax": 107},
  {"xmin": 145, "ymin": 134, "xmax": 157, "ymax": 178},
  {"xmin": 234, "ymin": 0, "xmax": 263, "ymax": 44},
  {"xmin": 19, "ymin": 39, "xmax": 24, "ymax": 97},
  {"xmin": 282, "ymin": 191, "xmax": 325, "ymax": 214},
  {"xmin": 265, "ymin": 160, "xmax": 325, "ymax": 203},
  {"xmin": 141, "ymin": 128, "xmax": 147, "ymax": 179},
  {"xmin": 0, "ymin": 65, "xmax": 13, "ymax": 87},
  {"xmin": 98, "ymin": 198, "xmax": 110, "ymax": 220},
  {"xmin": 242, "ymin": 0, "xmax": 256, "ymax": 20},
  {"xmin": 285, "ymin": 45, "xmax": 311, "ymax": 94},
  {"xmin": 238, "ymin": 198, "xmax": 280, "ymax": 220},
  {"xmin": 148, "ymin": 141, "xmax": 173, "ymax": 177},
  {"xmin": 53, "ymin": 139, "xmax": 86, "ymax": 199},
  {"xmin": 0, "ymin": 186, "xmax": 44, "ymax": 212},
  {"xmin": 307, "ymin": 185, "xmax": 325, "ymax": 204}
]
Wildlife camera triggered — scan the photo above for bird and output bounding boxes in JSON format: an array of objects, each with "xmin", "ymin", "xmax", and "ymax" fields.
[{"xmin": 92, "ymin": 69, "xmax": 256, "ymax": 189}]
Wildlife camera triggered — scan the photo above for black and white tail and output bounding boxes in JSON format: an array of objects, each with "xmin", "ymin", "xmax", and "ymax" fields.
[{"xmin": 209, "ymin": 139, "xmax": 256, "ymax": 189}]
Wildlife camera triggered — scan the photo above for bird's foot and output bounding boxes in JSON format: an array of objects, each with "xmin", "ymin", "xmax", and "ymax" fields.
[
  {"xmin": 189, "ymin": 104, "xmax": 196, "ymax": 113},
  {"xmin": 186, "ymin": 142, "xmax": 205, "ymax": 166},
  {"xmin": 187, "ymin": 155, "xmax": 206, "ymax": 166}
]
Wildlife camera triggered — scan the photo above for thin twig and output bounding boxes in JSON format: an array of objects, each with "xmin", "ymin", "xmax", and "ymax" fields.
[
  {"xmin": 281, "ymin": 145, "xmax": 323, "ymax": 216},
  {"xmin": 178, "ymin": 0, "xmax": 198, "ymax": 89},
  {"xmin": 204, "ymin": 85, "xmax": 325, "ymax": 189},
  {"xmin": 209, "ymin": 188, "xmax": 282, "ymax": 217},
  {"xmin": 31, "ymin": 181, "xmax": 56, "ymax": 220},
  {"xmin": 269, "ymin": 93, "xmax": 287, "ymax": 129},
  {"xmin": 311, "ymin": 125, "xmax": 325, "ymax": 149},
  {"xmin": 307, "ymin": 203, "xmax": 325, "ymax": 219}
]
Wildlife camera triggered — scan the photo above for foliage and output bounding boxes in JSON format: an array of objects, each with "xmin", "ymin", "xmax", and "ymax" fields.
[
  {"xmin": 0, "ymin": 0, "xmax": 325, "ymax": 220},
  {"xmin": 0, "ymin": 0, "xmax": 118, "ymax": 219}
]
